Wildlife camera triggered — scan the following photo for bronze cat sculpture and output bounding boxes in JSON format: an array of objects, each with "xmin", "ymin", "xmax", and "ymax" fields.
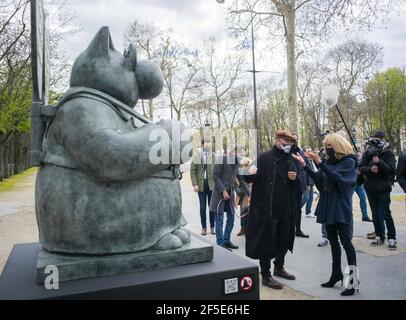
[{"xmin": 36, "ymin": 26, "xmax": 191, "ymax": 255}]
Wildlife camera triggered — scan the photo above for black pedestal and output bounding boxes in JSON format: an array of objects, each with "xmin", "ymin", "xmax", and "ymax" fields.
[{"xmin": 0, "ymin": 242, "xmax": 259, "ymax": 300}]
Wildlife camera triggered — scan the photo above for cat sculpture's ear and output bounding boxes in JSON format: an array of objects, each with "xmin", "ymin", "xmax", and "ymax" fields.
[
  {"xmin": 86, "ymin": 26, "xmax": 115, "ymax": 57},
  {"xmin": 124, "ymin": 43, "xmax": 137, "ymax": 71}
]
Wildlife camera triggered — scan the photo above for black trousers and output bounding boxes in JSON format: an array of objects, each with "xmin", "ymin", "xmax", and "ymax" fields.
[
  {"xmin": 259, "ymin": 219, "xmax": 291, "ymax": 277},
  {"xmin": 326, "ymin": 223, "xmax": 357, "ymax": 275},
  {"xmin": 366, "ymin": 191, "xmax": 396, "ymax": 240},
  {"xmin": 295, "ymin": 191, "xmax": 303, "ymax": 232}
]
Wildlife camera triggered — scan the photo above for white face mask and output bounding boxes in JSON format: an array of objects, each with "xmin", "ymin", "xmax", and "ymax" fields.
[{"xmin": 280, "ymin": 144, "xmax": 292, "ymax": 154}]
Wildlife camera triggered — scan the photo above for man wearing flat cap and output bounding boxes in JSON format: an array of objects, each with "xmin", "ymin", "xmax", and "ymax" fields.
[{"xmin": 244, "ymin": 129, "xmax": 300, "ymax": 289}]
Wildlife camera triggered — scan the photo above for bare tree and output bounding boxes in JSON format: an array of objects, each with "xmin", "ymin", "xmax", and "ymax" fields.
[
  {"xmin": 227, "ymin": 0, "xmax": 399, "ymax": 137},
  {"xmin": 162, "ymin": 48, "xmax": 201, "ymax": 120},
  {"xmin": 124, "ymin": 21, "xmax": 167, "ymax": 120},
  {"xmin": 297, "ymin": 59, "xmax": 328, "ymax": 146},
  {"xmin": 325, "ymin": 39, "xmax": 383, "ymax": 130},
  {"xmin": 184, "ymin": 98, "xmax": 213, "ymax": 129},
  {"xmin": 124, "ymin": 20, "xmax": 201, "ymax": 121},
  {"xmin": 197, "ymin": 36, "xmax": 244, "ymax": 128},
  {"xmin": 251, "ymin": 80, "xmax": 289, "ymax": 150},
  {"xmin": 220, "ymin": 84, "xmax": 251, "ymax": 129}
]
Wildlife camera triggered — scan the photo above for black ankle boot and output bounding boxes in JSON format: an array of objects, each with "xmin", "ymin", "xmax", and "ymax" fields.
[
  {"xmin": 341, "ymin": 279, "xmax": 360, "ymax": 296},
  {"xmin": 321, "ymin": 273, "xmax": 344, "ymax": 288},
  {"xmin": 341, "ymin": 287, "xmax": 359, "ymax": 296}
]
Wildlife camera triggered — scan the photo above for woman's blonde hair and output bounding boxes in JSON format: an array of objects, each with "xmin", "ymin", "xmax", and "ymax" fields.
[{"xmin": 323, "ymin": 132, "xmax": 354, "ymax": 159}]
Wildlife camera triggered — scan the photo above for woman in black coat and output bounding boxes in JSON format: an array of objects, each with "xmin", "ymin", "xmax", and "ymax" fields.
[{"xmin": 293, "ymin": 133, "xmax": 358, "ymax": 296}]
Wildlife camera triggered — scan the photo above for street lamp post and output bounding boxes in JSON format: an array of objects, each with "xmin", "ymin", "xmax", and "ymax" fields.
[
  {"xmin": 217, "ymin": 0, "xmax": 260, "ymax": 155},
  {"xmin": 247, "ymin": 10, "xmax": 260, "ymax": 155}
]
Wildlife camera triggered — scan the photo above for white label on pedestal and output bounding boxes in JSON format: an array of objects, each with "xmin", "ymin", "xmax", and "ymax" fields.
[{"xmin": 224, "ymin": 278, "xmax": 238, "ymax": 294}]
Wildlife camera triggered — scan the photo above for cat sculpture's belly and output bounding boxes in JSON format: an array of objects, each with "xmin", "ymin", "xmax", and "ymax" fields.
[{"xmin": 36, "ymin": 164, "xmax": 184, "ymax": 255}]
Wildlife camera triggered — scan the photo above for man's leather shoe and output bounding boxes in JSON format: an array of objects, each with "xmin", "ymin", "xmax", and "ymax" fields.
[
  {"xmin": 367, "ymin": 232, "xmax": 376, "ymax": 239},
  {"xmin": 296, "ymin": 231, "xmax": 310, "ymax": 238},
  {"xmin": 362, "ymin": 217, "xmax": 373, "ymax": 222},
  {"xmin": 262, "ymin": 277, "xmax": 283, "ymax": 290},
  {"xmin": 225, "ymin": 241, "xmax": 239, "ymax": 249},
  {"xmin": 220, "ymin": 244, "xmax": 232, "ymax": 251},
  {"xmin": 237, "ymin": 228, "xmax": 246, "ymax": 236},
  {"xmin": 273, "ymin": 268, "xmax": 296, "ymax": 280}
]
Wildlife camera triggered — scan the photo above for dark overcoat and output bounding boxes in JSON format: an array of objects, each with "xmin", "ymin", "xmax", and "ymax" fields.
[{"xmin": 244, "ymin": 146, "xmax": 300, "ymax": 259}]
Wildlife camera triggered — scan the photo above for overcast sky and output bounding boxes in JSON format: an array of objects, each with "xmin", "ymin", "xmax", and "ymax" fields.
[
  {"xmin": 61, "ymin": 0, "xmax": 228, "ymax": 61},
  {"xmin": 59, "ymin": 0, "xmax": 406, "ymax": 87}
]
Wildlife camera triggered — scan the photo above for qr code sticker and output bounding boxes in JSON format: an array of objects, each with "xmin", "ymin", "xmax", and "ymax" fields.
[{"xmin": 224, "ymin": 278, "xmax": 238, "ymax": 294}]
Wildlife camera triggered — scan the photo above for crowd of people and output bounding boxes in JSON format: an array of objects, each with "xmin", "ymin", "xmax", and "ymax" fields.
[{"xmin": 190, "ymin": 130, "xmax": 406, "ymax": 297}]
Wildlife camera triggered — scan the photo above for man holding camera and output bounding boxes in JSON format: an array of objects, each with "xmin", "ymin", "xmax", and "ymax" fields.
[{"xmin": 359, "ymin": 131, "xmax": 397, "ymax": 250}]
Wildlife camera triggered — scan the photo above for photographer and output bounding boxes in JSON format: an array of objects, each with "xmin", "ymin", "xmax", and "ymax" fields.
[{"xmin": 359, "ymin": 131, "xmax": 397, "ymax": 250}]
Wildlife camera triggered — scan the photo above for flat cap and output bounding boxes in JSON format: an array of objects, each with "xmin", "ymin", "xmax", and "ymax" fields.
[{"xmin": 275, "ymin": 129, "xmax": 297, "ymax": 142}]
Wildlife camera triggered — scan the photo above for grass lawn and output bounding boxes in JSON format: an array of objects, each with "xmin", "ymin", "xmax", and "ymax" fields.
[{"xmin": 0, "ymin": 167, "xmax": 38, "ymax": 193}]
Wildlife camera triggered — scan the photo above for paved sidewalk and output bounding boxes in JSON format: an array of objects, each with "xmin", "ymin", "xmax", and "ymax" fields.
[
  {"xmin": 1, "ymin": 169, "xmax": 405, "ymax": 300},
  {"xmin": 181, "ymin": 173, "xmax": 406, "ymax": 300}
]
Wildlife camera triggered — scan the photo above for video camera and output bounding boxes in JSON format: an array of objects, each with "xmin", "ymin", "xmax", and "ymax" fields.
[{"xmin": 365, "ymin": 138, "xmax": 385, "ymax": 157}]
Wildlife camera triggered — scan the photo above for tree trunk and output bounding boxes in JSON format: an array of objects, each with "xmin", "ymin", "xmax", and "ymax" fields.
[
  {"xmin": 14, "ymin": 133, "xmax": 20, "ymax": 174},
  {"xmin": 396, "ymin": 128, "xmax": 401, "ymax": 155},
  {"xmin": 0, "ymin": 145, "xmax": 3, "ymax": 181},
  {"xmin": 8, "ymin": 134, "xmax": 15, "ymax": 177},
  {"xmin": 216, "ymin": 99, "xmax": 221, "ymax": 129},
  {"xmin": 3, "ymin": 139, "xmax": 10, "ymax": 179},
  {"xmin": 25, "ymin": 132, "xmax": 31, "ymax": 169},
  {"xmin": 285, "ymin": 5, "xmax": 299, "ymax": 136}
]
